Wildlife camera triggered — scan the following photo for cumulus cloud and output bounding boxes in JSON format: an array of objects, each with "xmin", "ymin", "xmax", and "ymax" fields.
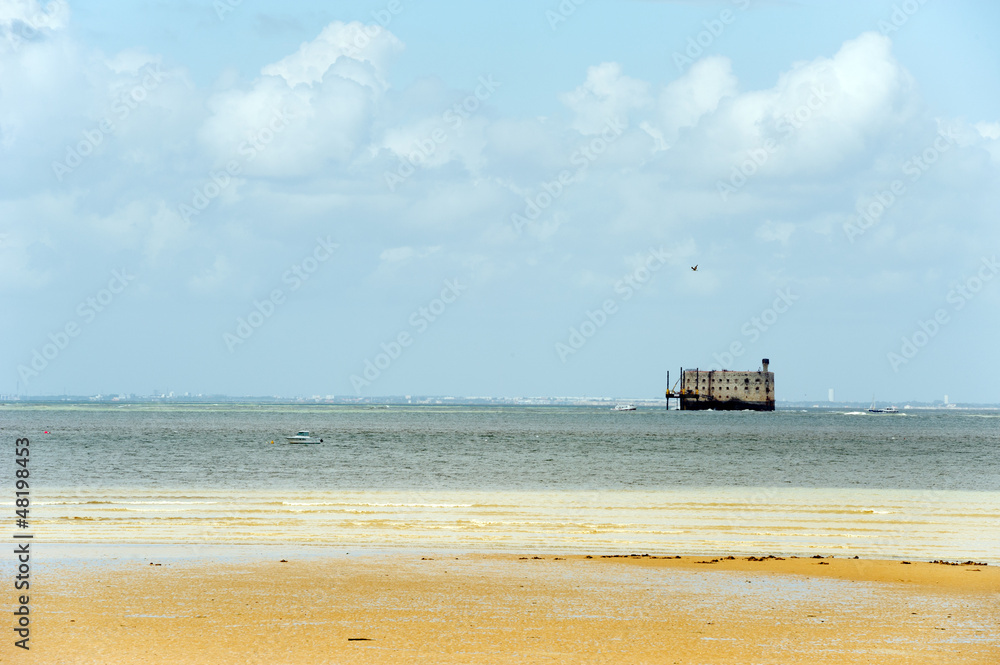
[
  {"xmin": 648, "ymin": 31, "xmax": 919, "ymax": 188},
  {"xmin": 560, "ymin": 62, "xmax": 651, "ymax": 134},
  {"xmin": 657, "ymin": 55, "xmax": 737, "ymax": 145},
  {"xmin": 0, "ymin": 17, "xmax": 81, "ymax": 150},
  {"xmin": 143, "ymin": 203, "xmax": 192, "ymax": 263},
  {"xmin": 755, "ymin": 220, "xmax": 795, "ymax": 245},
  {"xmin": 0, "ymin": 227, "xmax": 51, "ymax": 291},
  {"xmin": 0, "ymin": 0, "xmax": 69, "ymax": 35},
  {"xmin": 380, "ymin": 246, "xmax": 441, "ymax": 263},
  {"xmin": 197, "ymin": 21, "xmax": 407, "ymax": 178},
  {"xmin": 746, "ymin": 33, "xmax": 913, "ymax": 170},
  {"xmin": 261, "ymin": 21, "xmax": 403, "ymax": 89},
  {"xmin": 188, "ymin": 254, "xmax": 233, "ymax": 295},
  {"xmin": 977, "ymin": 122, "xmax": 1000, "ymax": 140},
  {"xmin": 380, "ymin": 113, "xmax": 489, "ymax": 176},
  {"xmin": 975, "ymin": 122, "xmax": 1000, "ymax": 163}
]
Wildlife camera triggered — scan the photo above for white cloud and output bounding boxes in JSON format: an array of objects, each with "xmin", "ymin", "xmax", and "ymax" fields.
[
  {"xmin": 657, "ymin": 55, "xmax": 737, "ymax": 145},
  {"xmin": 764, "ymin": 32, "xmax": 915, "ymax": 165},
  {"xmin": 560, "ymin": 62, "xmax": 651, "ymax": 134},
  {"xmin": 756, "ymin": 220, "xmax": 795, "ymax": 245},
  {"xmin": 664, "ymin": 32, "xmax": 916, "ymax": 180},
  {"xmin": 975, "ymin": 121, "xmax": 1000, "ymax": 163},
  {"xmin": 638, "ymin": 121, "xmax": 667, "ymax": 152},
  {"xmin": 0, "ymin": 24, "xmax": 84, "ymax": 148},
  {"xmin": 523, "ymin": 211, "xmax": 566, "ymax": 243},
  {"xmin": 188, "ymin": 254, "xmax": 232, "ymax": 295},
  {"xmin": 261, "ymin": 21, "xmax": 403, "ymax": 89},
  {"xmin": 103, "ymin": 49, "xmax": 160, "ymax": 76},
  {"xmin": 0, "ymin": 0, "xmax": 69, "ymax": 33},
  {"xmin": 379, "ymin": 246, "xmax": 441, "ymax": 263},
  {"xmin": 380, "ymin": 114, "xmax": 489, "ymax": 175},
  {"xmin": 0, "ymin": 227, "xmax": 50, "ymax": 291},
  {"xmin": 144, "ymin": 203, "xmax": 193, "ymax": 264},
  {"xmin": 198, "ymin": 22, "xmax": 405, "ymax": 178},
  {"xmin": 977, "ymin": 122, "xmax": 1000, "ymax": 140}
]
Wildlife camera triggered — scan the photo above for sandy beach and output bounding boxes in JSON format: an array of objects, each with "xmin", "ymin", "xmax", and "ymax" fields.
[{"xmin": 22, "ymin": 551, "xmax": 999, "ymax": 664}]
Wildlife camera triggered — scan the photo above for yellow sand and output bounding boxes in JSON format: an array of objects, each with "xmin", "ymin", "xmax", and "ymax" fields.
[{"xmin": 24, "ymin": 553, "xmax": 1000, "ymax": 664}]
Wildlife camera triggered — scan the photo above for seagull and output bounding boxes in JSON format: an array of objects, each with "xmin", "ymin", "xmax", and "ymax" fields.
[{"xmin": 691, "ymin": 265, "xmax": 698, "ymax": 271}]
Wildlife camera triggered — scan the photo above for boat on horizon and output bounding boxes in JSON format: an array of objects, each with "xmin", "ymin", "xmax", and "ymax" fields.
[
  {"xmin": 612, "ymin": 404, "xmax": 637, "ymax": 411},
  {"xmin": 867, "ymin": 397, "xmax": 899, "ymax": 414},
  {"xmin": 286, "ymin": 431, "xmax": 323, "ymax": 444}
]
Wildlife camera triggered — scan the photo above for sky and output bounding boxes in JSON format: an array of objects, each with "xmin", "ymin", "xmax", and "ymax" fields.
[{"xmin": 1, "ymin": 0, "xmax": 998, "ymax": 403}]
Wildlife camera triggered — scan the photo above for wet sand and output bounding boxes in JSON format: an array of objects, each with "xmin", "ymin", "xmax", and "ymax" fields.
[{"xmin": 24, "ymin": 552, "xmax": 1000, "ymax": 664}]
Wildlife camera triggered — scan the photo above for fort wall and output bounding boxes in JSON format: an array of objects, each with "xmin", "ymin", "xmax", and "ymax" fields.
[{"xmin": 675, "ymin": 359, "xmax": 775, "ymax": 411}]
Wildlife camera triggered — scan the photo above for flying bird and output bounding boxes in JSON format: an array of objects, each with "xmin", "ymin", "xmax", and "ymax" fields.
[{"xmin": 691, "ymin": 265, "xmax": 698, "ymax": 271}]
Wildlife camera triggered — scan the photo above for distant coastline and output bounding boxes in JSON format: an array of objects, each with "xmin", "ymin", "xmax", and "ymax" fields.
[{"xmin": 2, "ymin": 395, "xmax": 998, "ymax": 409}]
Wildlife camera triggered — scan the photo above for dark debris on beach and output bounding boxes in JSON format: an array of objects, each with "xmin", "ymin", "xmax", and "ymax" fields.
[{"xmin": 932, "ymin": 559, "xmax": 988, "ymax": 566}]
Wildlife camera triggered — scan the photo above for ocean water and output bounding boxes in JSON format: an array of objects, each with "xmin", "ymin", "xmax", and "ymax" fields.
[{"xmin": 2, "ymin": 404, "xmax": 998, "ymax": 561}]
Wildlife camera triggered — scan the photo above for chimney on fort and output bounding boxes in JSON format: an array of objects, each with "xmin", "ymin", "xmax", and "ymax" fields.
[{"xmin": 762, "ymin": 358, "xmax": 769, "ymax": 373}]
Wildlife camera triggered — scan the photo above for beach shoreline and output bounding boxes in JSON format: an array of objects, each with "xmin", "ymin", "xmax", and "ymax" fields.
[
  {"xmin": 16, "ymin": 550, "xmax": 999, "ymax": 664},
  {"xmin": 28, "ymin": 484, "xmax": 1000, "ymax": 565}
]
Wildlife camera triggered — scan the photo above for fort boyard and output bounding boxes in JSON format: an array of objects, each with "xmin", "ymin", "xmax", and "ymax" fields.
[{"xmin": 666, "ymin": 359, "xmax": 775, "ymax": 411}]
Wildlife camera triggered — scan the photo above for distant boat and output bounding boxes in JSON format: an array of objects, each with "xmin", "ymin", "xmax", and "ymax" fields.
[
  {"xmin": 286, "ymin": 431, "xmax": 323, "ymax": 444},
  {"xmin": 867, "ymin": 397, "xmax": 898, "ymax": 414},
  {"xmin": 612, "ymin": 404, "xmax": 637, "ymax": 411}
]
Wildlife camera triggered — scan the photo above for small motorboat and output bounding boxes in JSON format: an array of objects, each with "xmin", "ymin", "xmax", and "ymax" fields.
[
  {"xmin": 286, "ymin": 431, "xmax": 323, "ymax": 444},
  {"xmin": 612, "ymin": 404, "xmax": 637, "ymax": 411},
  {"xmin": 867, "ymin": 397, "xmax": 898, "ymax": 414}
]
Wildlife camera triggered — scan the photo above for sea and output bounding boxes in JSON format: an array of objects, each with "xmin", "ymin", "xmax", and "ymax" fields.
[{"xmin": 3, "ymin": 404, "xmax": 999, "ymax": 562}]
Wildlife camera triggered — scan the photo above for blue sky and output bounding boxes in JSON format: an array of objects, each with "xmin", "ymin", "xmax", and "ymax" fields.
[{"xmin": 2, "ymin": 0, "xmax": 998, "ymax": 402}]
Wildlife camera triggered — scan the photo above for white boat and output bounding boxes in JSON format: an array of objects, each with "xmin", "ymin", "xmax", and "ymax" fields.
[
  {"xmin": 612, "ymin": 404, "xmax": 637, "ymax": 411},
  {"xmin": 286, "ymin": 431, "xmax": 323, "ymax": 444},
  {"xmin": 867, "ymin": 397, "xmax": 898, "ymax": 414}
]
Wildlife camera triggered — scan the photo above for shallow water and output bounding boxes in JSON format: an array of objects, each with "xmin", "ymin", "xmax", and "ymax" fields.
[{"xmin": 3, "ymin": 404, "xmax": 998, "ymax": 560}]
